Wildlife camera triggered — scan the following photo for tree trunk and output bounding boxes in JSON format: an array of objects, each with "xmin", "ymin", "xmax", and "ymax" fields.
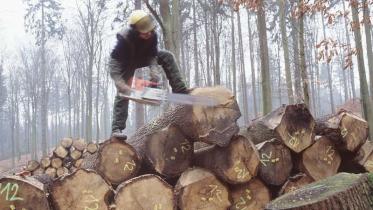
[
  {"xmin": 256, "ymin": 139, "xmax": 293, "ymax": 186},
  {"xmin": 193, "ymin": 0, "xmax": 199, "ymax": 87},
  {"xmin": 321, "ymin": 15, "xmax": 335, "ymax": 114},
  {"xmin": 298, "ymin": 0, "xmax": 310, "ymax": 107},
  {"xmin": 291, "ymin": 13, "xmax": 302, "ymax": 103},
  {"xmin": 280, "ymin": 0, "xmax": 294, "ymax": 104},
  {"xmin": 231, "ymin": 9, "xmax": 236, "ymax": 96},
  {"xmin": 237, "ymin": 10, "xmax": 249, "ymax": 124},
  {"xmin": 0, "ymin": 176, "xmax": 51, "ymax": 210},
  {"xmin": 230, "ymin": 178, "xmax": 271, "ymax": 210},
  {"xmin": 50, "ymin": 169, "xmax": 113, "ymax": 210},
  {"xmin": 243, "ymin": 104, "xmax": 315, "ymax": 153},
  {"xmin": 343, "ymin": 0, "xmax": 356, "ymax": 99},
  {"xmin": 194, "ymin": 135, "xmax": 260, "ymax": 184},
  {"xmin": 247, "ymin": 10, "xmax": 258, "ymax": 117},
  {"xmin": 41, "ymin": 0, "xmax": 48, "ymax": 156},
  {"xmin": 257, "ymin": 1, "xmax": 272, "ymax": 114},
  {"xmin": 174, "ymin": 168, "xmax": 231, "ymax": 210},
  {"xmin": 300, "ymin": 136, "xmax": 341, "ymax": 181},
  {"xmin": 363, "ymin": 0, "xmax": 373, "ymax": 100},
  {"xmin": 115, "ymin": 174, "xmax": 175, "ymax": 209},
  {"xmin": 266, "ymin": 173, "xmax": 373, "ymax": 210}
]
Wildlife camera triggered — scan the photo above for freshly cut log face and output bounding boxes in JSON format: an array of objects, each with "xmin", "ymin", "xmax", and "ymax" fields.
[
  {"xmin": 175, "ymin": 167, "xmax": 231, "ymax": 210},
  {"xmin": 96, "ymin": 139, "xmax": 141, "ymax": 185},
  {"xmin": 60, "ymin": 137, "xmax": 73, "ymax": 148},
  {"xmin": 278, "ymin": 173, "xmax": 314, "ymax": 196},
  {"xmin": 40, "ymin": 157, "xmax": 51, "ymax": 169},
  {"xmin": 45, "ymin": 167, "xmax": 57, "ymax": 178},
  {"xmin": 356, "ymin": 140, "xmax": 373, "ymax": 172},
  {"xmin": 26, "ymin": 160, "xmax": 39, "ymax": 172},
  {"xmin": 246, "ymin": 104, "xmax": 315, "ymax": 153},
  {"xmin": 146, "ymin": 125, "xmax": 193, "ymax": 176},
  {"xmin": 51, "ymin": 158, "xmax": 63, "ymax": 169},
  {"xmin": 230, "ymin": 178, "xmax": 271, "ymax": 210},
  {"xmin": 0, "ymin": 176, "xmax": 51, "ymax": 210},
  {"xmin": 50, "ymin": 169, "xmax": 113, "ymax": 210},
  {"xmin": 300, "ymin": 136, "xmax": 341, "ymax": 181},
  {"xmin": 115, "ymin": 174, "xmax": 175, "ymax": 210},
  {"xmin": 54, "ymin": 146, "xmax": 68, "ymax": 158},
  {"xmin": 87, "ymin": 142, "xmax": 98, "ymax": 154},
  {"xmin": 186, "ymin": 87, "xmax": 241, "ymax": 146},
  {"xmin": 257, "ymin": 139, "xmax": 293, "ymax": 186},
  {"xmin": 315, "ymin": 110, "xmax": 368, "ymax": 152},
  {"xmin": 194, "ymin": 135, "xmax": 260, "ymax": 184},
  {"xmin": 266, "ymin": 173, "xmax": 373, "ymax": 210}
]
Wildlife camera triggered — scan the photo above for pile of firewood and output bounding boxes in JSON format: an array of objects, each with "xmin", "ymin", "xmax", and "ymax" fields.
[
  {"xmin": 1, "ymin": 87, "xmax": 373, "ymax": 210},
  {"xmin": 24, "ymin": 138, "xmax": 99, "ymax": 179}
]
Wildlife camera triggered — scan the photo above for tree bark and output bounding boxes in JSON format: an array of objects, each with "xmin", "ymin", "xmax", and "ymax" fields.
[
  {"xmin": 278, "ymin": 173, "xmax": 314, "ymax": 196},
  {"xmin": 257, "ymin": 1, "xmax": 272, "ymax": 114},
  {"xmin": 266, "ymin": 173, "xmax": 373, "ymax": 210},
  {"xmin": 280, "ymin": 0, "xmax": 294, "ymax": 104},
  {"xmin": 247, "ymin": 10, "xmax": 258, "ymax": 117}
]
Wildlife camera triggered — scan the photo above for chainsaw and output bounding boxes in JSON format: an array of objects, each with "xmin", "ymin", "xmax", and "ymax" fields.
[{"xmin": 119, "ymin": 65, "xmax": 218, "ymax": 106}]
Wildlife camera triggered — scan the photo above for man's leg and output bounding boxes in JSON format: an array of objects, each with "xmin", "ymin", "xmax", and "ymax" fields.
[
  {"xmin": 157, "ymin": 50, "xmax": 188, "ymax": 94},
  {"xmin": 111, "ymin": 94, "xmax": 129, "ymax": 140}
]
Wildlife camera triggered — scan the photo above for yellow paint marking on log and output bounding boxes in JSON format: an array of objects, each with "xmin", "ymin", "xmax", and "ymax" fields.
[
  {"xmin": 260, "ymin": 152, "xmax": 279, "ymax": 167},
  {"xmin": 123, "ymin": 160, "xmax": 136, "ymax": 172},
  {"xmin": 288, "ymin": 132, "xmax": 300, "ymax": 148},
  {"xmin": 323, "ymin": 146, "xmax": 335, "ymax": 165},
  {"xmin": 341, "ymin": 127, "xmax": 348, "ymax": 138},
  {"xmin": 154, "ymin": 204, "xmax": 162, "ymax": 210},
  {"xmin": 0, "ymin": 183, "xmax": 23, "ymax": 201}
]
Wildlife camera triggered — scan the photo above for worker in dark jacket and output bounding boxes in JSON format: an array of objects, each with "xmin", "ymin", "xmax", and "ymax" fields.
[{"xmin": 109, "ymin": 10, "xmax": 188, "ymax": 140}]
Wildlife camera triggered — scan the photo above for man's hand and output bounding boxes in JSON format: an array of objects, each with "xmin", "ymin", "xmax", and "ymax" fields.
[{"xmin": 115, "ymin": 80, "xmax": 132, "ymax": 95}]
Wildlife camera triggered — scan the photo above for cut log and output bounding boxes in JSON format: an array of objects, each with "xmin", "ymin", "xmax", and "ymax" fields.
[
  {"xmin": 128, "ymin": 87, "xmax": 241, "ymax": 152},
  {"xmin": 175, "ymin": 167, "xmax": 231, "ymax": 210},
  {"xmin": 51, "ymin": 158, "xmax": 63, "ymax": 169},
  {"xmin": 265, "ymin": 173, "xmax": 373, "ymax": 210},
  {"xmin": 73, "ymin": 138, "xmax": 87, "ymax": 151},
  {"xmin": 53, "ymin": 146, "xmax": 68, "ymax": 159},
  {"xmin": 257, "ymin": 139, "xmax": 293, "ymax": 186},
  {"xmin": 0, "ymin": 175, "xmax": 51, "ymax": 209},
  {"xmin": 70, "ymin": 149, "xmax": 82, "ymax": 160},
  {"xmin": 356, "ymin": 140, "xmax": 373, "ymax": 172},
  {"xmin": 230, "ymin": 178, "xmax": 271, "ymax": 210},
  {"xmin": 26, "ymin": 160, "xmax": 40, "ymax": 172},
  {"xmin": 45, "ymin": 167, "xmax": 57, "ymax": 178},
  {"xmin": 74, "ymin": 159, "xmax": 83, "ymax": 168},
  {"xmin": 115, "ymin": 174, "xmax": 175, "ymax": 209},
  {"xmin": 87, "ymin": 142, "xmax": 98, "ymax": 154},
  {"xmin": 81, "ymin": 139, "xmax": 141, "ymax": 185},
  {"xmin": 32, "ymin": 168, "xmax": 45, "ymax": 176},
  {"xmin": 278, "ymin": 173, "xmax": 314, "ymax": 196},
  {"xmin": 300, "ymin": 136, "xmax": 341, "ymax": 181},
  {"xmin": 50, "ymin": 169, "xmax": 113, "ymax": 210},
  {"xmin": 315, "ymin": 110, "xmax": 368, "ymax": 152},
  {"xmin": 60, "ymin": 137, "xmax": 73, "ymax": 149},
  {"xmin": 139, "ymin": 124, "xmax": 193, "ymax": 176},
  {"xmin": 245, "ymin": 104, "xmax": 315, "ymax": 153},
  {"xmin": 194, "ymin": 135, "xmax": 260, "ymax": 184},
  {"xmin": 56, "ymin": 167, "xmax": 69, "ymax": 177},
  {"xmin": 40, "ymin": 157, "xmax": 51, "ymax": 169}
]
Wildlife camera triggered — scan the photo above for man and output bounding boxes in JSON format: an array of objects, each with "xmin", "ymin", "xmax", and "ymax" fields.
[{"xmin": 109, "ymin": 10, "xmax": 188, "ymax": 140}]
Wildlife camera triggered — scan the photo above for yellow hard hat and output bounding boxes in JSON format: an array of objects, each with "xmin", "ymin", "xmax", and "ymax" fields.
[{"xmin": 128, "ymin": 10, "xmax": 155, "ymax": 33}]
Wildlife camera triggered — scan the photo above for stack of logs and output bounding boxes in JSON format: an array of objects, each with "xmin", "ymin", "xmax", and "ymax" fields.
[
  {"xmin": 25, "ymin": 138, "xmax": 99, "ymax": 179},
  {"xmin": 1, "ymin": 86, "xmax": 373, "ymax": 210}
]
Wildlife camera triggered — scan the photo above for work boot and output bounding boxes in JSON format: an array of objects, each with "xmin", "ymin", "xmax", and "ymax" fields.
[{"xmin": 111, "ymin": 129, "xmax": 127, "ymax": 141}]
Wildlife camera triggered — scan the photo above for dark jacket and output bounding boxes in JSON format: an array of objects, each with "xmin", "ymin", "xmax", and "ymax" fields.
[{"xmin": 109, "ymin": 28, "xmax": 158, "ymax": 82}]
